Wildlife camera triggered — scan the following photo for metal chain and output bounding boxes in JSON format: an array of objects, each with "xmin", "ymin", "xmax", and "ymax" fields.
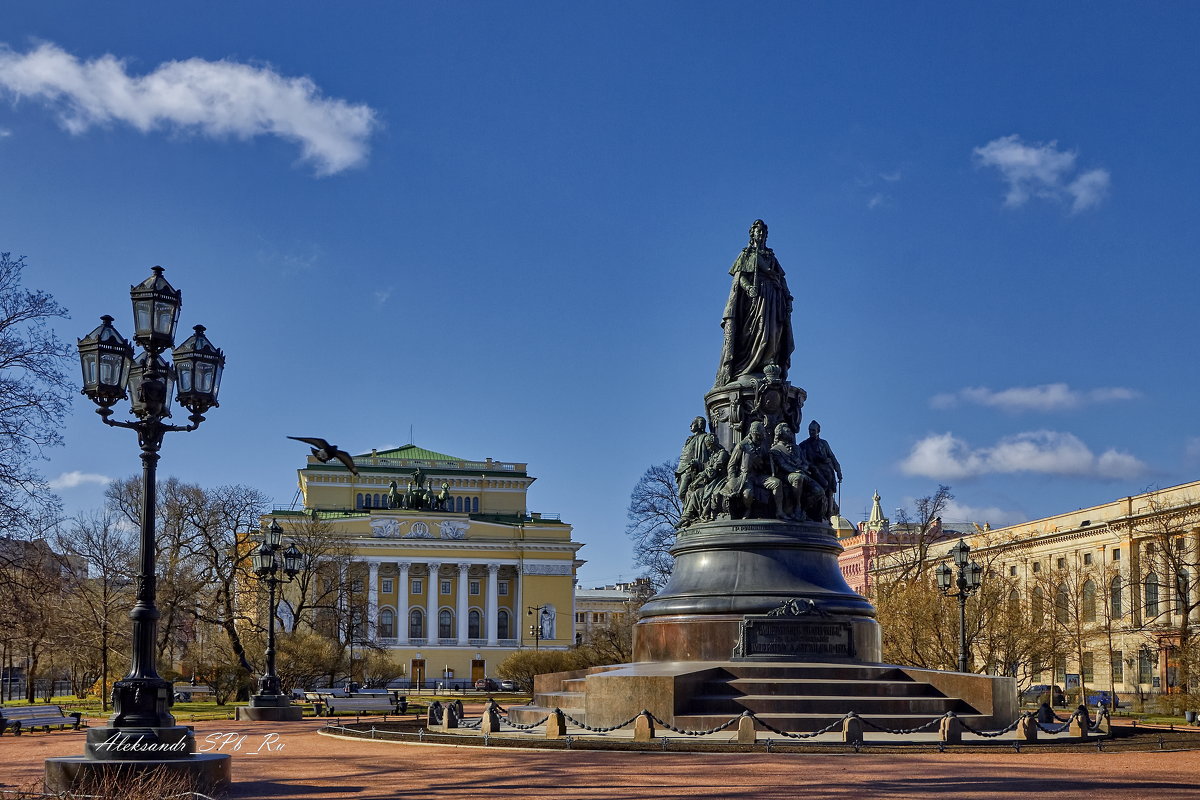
[
  {"xmin": 857, "ymin": 714, "xmax": 945, "ymax": 735},
  {"xmin": 647, "ymin": 711, "xmax": 742, "ymax": 736},
  {"xmin": 958, "ymin": 716, "xmax": 1024, "ymax": 738},
  {"xmin": 497, "ymin": 713, "xmax": 550, "ymax": 730},
  {"xmin": 751, "ymin": 714, "xmax": 847, "ymax": 739},
  {"xmin": 560, "ymin": 710, "xmax": 643, "ymax": 733}
]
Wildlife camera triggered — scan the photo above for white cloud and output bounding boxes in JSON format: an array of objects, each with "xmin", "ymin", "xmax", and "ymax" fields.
[
  {"xmin": 867, "ymin": 192, "xmax": 886, "ymax": 210},
  {"xmin": 931, "ymin": 383, "xmax": 1139, "ymax": 412},
  {"xmin": 0, "ymin": 126, "xmax": 10, "ymax": 138},
  {"xmin": 941, "ymin": 499, "xmax": 1025, "ymax": 528},
  {"xmin": 900, "ymin": 430, "xmax": 1147, "ymax": 481},
  {"xmin": 0, "ymin": 42, "xmax": 377, "ymax": 176},
  {"xmin": 974, "ymin": 134, "xmax": 1110, "ymax": 213},
  {"xmin": 48, "ymin": 470, "xmax": 111, "ymax": 490},
  {"xmin": 373, "ymin": 287, "xmax": 393, "ymax": 306},
  {"xmin": 1186, "ymin": 437, "xmax": 1200, "ymax": 462}
]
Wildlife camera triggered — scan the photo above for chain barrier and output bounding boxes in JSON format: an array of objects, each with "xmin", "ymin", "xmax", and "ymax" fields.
[
  {"xmin": 1035, "ymin": 709, "xmax": 1083, "ymax": 734},
  {"xmin": 647, "ymin": 711, "xmax": 742, "ymax": 736},
  {"xmin": 497, "ymin": 713, "xmax": 550, "ymax": 730},
  {"xmin": 958, "ymin": 715, "xmax": 1024, "ymax": 738},
  {"xmin": 751, "ymin": 714, "xmax": 847, "ymax": 739},
  {"xmin": 560, "ymin": 709, "xmax": 643, "ymax": 733},
  {"xmin": 857, "ymin": 713, "xmax": 944, "ymax": 735}
]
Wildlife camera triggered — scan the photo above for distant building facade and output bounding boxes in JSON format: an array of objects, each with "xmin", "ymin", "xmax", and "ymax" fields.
[{"xmin": 266, "ymin": 443, "xmax": 583, "ymax": 687}]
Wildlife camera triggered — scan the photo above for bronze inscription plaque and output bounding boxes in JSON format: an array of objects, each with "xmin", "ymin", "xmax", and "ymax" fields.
[{"xmin": 735, "ymin": 617, "xmax": 855, "ymax": 661}]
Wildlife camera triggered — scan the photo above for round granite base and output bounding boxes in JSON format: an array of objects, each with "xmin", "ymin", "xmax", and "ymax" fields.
[
  {"xmin": 632, "ymin": 612, "xmax": 881, "ymax": 662},
  {"xmin": 236, "ymin": 704, "xmax": 304, "ymax": 721},
  {"xmin": 45, "ymin": 753, "xmax": 231, "ymax": 796}
]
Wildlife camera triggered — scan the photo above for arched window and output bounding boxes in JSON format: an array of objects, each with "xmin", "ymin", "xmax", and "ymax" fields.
[
  {"xmin": 374, "ymin": 493, "xmax": 382, "ymax": 507},
  {"xmin": 1146, "ymin": 573, "xmax": 1160, "ymax": 616},
  {"xmin": 1178, "ymin": 570, "xmax": 1191, "ymax": 614},
  {"xmin": 455, "ymin": 496, "xmax": 463, "ymax": 512},
  {"xmin": 1031, "ymin": 586, "xmax": 1044, "ymax": 626},
  {"xmin": 439, "ymin": 609, "xmax": 453, "ymax": 639},
  {"xmin": 409, "ymin": 608, "xmax": 424, "ymax": 639},
  {"xmin": 468, "ymin": 609, "xmax": 481, "ymax": 639},
  {"xmin": 1007, "ymin": 589, "xmax": 1020, "ymax": 617},
  {"xmin": 1055, "ymin": 583, "xmax": 1069, "ymax": 624},
  {"xmin": 472, "ymin": 497, "xmax": 479, "ymax": 513},
  {"xmin": 1082, "ymin": 580, "xmax": 1097, "ymax": 623},
  {"xmin": 379, "ymin": 608, "xmax": 395, "ymax": 639},
  {"xmin": 497, "ymin": 608, "xmax": 510, "ymax": 639},
  {"xmin": 1110, "ymin": 575, "xmax": 1123, "ymax": 617},
  {"xmin": 356, "ymin": 493, "xmax": 364, "ymax": 509}
]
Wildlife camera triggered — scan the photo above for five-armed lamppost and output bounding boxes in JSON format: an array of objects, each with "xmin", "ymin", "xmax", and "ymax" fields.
[
  {"xmin": 48, "ymin": 267, "xmax": 229, "ymax": 793},
  {"xmin": 937, "ymin": 539, "xmax": 983, "ymax": 673},
  {"xmin": 239, "ymin": 519, "xmax": 304, "ymax": 721}
]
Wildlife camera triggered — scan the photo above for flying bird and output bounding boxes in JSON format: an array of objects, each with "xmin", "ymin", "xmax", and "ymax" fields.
[{"xmin": 287, "ymin": 436, "xmax": 359, "ymax": 475}]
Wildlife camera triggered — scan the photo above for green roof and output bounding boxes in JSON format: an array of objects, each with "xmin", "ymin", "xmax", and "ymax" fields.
[{"xmin": 356, "ymin": 444, "xmax": 463, "ymax": 461}]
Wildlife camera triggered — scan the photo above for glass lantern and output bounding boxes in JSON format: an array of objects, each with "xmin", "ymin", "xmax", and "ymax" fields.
[
  {"xmin": 173, "ymin": 325, "xmax": 225, "ymax": 414},
  {"xmin": 263, "ymin": 519, "xmax": 284, "ymax": 549},
  {"xmin": 77, "ymin": 315, "xmax": 134, "ymax": 408},
  {"xmin": 252, "ymin": 545, "xmax": 275, "ymax": 576},
  {"xmin": 937, "ymin": 562, "xmax": 953, "ymax": 592},
  {"xmin": 127, "ymin": 351, "xmax": 176, "ymax": 420},
  {"xmin": 130, "ymin": 266, "xmax": 182, "ymax": 352},
  {"xmin": 282, "ymin": 544, "xmax": 303, "ymax": 578}
]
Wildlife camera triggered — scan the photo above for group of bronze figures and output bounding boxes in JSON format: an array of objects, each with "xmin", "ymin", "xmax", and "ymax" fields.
[
  {"xmin": 677, "ymin": 219, "xmax": 842, "ymax": 528},
  {"xmin": 677, "ymin": 414, "xmax": 841, "ymax": 527},
  {"xmin": 385, "ymin": 468, "xmax": 453, "ymax": 512}
]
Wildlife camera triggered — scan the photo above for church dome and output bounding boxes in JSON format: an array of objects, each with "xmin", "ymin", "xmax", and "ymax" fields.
[{"xmin": 832, "ymin": 515, "xmax": 857, "ymax": 539}]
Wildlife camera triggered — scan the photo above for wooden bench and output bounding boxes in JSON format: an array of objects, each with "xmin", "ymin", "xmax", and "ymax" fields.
[
  {"xmin": 172, "ymin": 684, "xmax": 214, "ymax": 701},
  {"xmin": 0, "ymin": 705, "xmax": 84, "ymax": 736}
]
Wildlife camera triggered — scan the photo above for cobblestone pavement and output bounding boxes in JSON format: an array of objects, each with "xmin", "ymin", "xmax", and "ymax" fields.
[{"xmin": 2, "ymin": 718, "xmax": 1198, "ymax": 799}]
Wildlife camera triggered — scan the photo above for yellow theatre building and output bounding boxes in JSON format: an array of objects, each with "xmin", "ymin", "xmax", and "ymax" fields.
[{"xmin": 264, "ymin": 444, "xmax": 583, "ymax": 688}]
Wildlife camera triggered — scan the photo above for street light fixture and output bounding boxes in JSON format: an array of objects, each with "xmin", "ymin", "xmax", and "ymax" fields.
[
  {"xmin": 240, "ymin": 519, "xmax": 304, "ymax": 721},
  {"xmin": 527, "ymin": 605, "xmax": 548, "ymax": 651},
  {"xmin": 937, "ymin": 539, "xmax": 983, "ymax": 673},
  {"xmin": 49, "ymin": 267, "xmax": 229, "ymax": 793}
]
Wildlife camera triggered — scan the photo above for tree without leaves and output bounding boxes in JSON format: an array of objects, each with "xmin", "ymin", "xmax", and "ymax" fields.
[
  {"xmin": 0, "ymin": 253, "xmax": 73, "ymax": 535},
  {"xmin": 625, "ymin": 461, "xmax": 681, "ymax": 590}
]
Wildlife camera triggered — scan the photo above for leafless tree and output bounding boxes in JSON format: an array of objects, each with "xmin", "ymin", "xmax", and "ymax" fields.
[
  {"xmin": 0, "ymin": 253, "xmax": 74, "ymax": 534},
  {"xmin": 625, "ymin": 461, "xmax": 681, "ymax": 590}
]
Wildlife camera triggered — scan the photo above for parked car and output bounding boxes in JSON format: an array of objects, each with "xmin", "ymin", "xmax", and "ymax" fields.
[
  {"xmin": 1020, "ymin": 684, "xmax": 1066, "ymax": 706},
  {"xmin": 1086, "ymin": 691, "xmax": 1122, "ymax": 708},
  {"xmin": 498, "ymin": 679, "xmax": 516, "ymax": 691},
  {"xmin": 474, "ymin": 678, "xmax": 498, "ymax": 691}
]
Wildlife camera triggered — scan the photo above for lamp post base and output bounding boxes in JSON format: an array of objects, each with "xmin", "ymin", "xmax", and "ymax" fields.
[
  {"xmin": 236, "ymin": 694, "xmax": 304, "ymax": 721},
  {"xmin": 44, "ymin": 753, "xmax": 231, "ymax": 796}
]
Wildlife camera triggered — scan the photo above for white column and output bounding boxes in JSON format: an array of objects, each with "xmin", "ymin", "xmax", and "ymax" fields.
[
  {"xmin": 514, "ymin": 563, "xmax": 524, "ymax": 645},
  {"xmin": 456, "ymin": 563, "xmax": 471, "ymax": 645},
  {"xmin": 397, "ymin": 562, "xmax": 411, "ymax": 645},
  {"xmin": 426, "ymin": 562, "xmax": 441, "ymax": 643},
  {"xmin": 367, "ymin": 561, "xmax": 379, "ymax": 641},
  {"xmin": 486, "ymin": 563, "xmax": 500, "ymax": 645}
]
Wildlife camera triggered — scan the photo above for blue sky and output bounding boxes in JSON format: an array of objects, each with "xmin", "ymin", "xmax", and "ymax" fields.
[{"xmin": 2, "ymin": 2, "xmax": 1198, "ymax": 587}]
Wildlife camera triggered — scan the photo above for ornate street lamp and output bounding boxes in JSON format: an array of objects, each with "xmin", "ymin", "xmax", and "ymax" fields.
[
  {"xmin": 527, "ymin": 604, "xmax": 548, "ymax": 652},
  {"xmin": 937, "ymin": 539, "xmax": 983, "ymax": 673},
  {"xmin": 240, "ymin": 519, "xmax": 304, "ymax": 721},
  {"xmin": 48, "ymin": 267, "xmax": 229, "ymax": 794}
]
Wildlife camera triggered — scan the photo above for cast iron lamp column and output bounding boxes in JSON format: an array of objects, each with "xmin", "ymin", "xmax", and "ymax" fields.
[
  {"xmin": 50, "ymin": 267, "xmax": 230, "ymax": 794},
  {"xmin": 240, "ymin": 519, "xmax": 305, "ymax": 721},
  {"xmin": 937, "ymin": 539, "xmax": 983, "ymax": 673}
]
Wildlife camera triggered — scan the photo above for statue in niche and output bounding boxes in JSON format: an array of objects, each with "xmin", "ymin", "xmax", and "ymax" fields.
[
  {"xmin": 386, "ymin": 480, "xmax": 403, "ymax": 509},
  {"xmin": 676, "ymin": 416, "xmax": 718, "ymax": 509},
  {"xmin": 724, "ymin": 421, "xmax": 773, "ymax": 519},
  {"xmin": 798, "ymin": 420, "xmax": 842, "ymax": 519},
  {"xmin": 540, "ymin": 607, "xmax": 555, "ymax": 640},
  {"xmin": 765, "ymin": 422, "xmax": 816, "ymax": 521},
  {"xmin": 715, "ymin": 220, "xmax": 794, "ymax": 387},
  {"xmin": 680, "ymin": 435, "xmax": 728, "ymax": 526}
]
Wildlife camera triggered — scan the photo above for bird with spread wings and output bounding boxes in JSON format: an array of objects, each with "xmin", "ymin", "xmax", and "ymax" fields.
[{"xmin": 287, "ymin": 436, "xmax": 359, "ymax": 475}]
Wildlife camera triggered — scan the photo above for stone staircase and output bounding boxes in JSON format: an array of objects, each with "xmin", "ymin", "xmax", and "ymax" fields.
[{"xmin": 509, "ymin": 662, "xmax": 989, "ymax": 733}]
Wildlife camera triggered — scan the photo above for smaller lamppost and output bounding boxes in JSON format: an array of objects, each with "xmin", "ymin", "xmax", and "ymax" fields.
[
  {"xmin": 527, "ymin": 605, "xmax": 549, "ymax": 651},
  {"xmin": 237, "ymin": 520, "xmax": 304, "ymax": 721},
  {"xmin": 937, "ymin": 539, "xmax": 983, "ymax": 673}
]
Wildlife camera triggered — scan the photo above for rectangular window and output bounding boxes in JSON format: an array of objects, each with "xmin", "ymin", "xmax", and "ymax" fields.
[
  {"xmin": 1083, "ymin": 553, "xmax": 1093, "ymax": 565},
  {"xmin": 411, "ymin": 579, "xmax": 423, "ymax": 595},
  {"xmin": 575, "ymin": 612, "xmax": 585, "ymax": 623},
  {"xmin": 1056, "ymin": 557, "xmax": 1066, "ymax": 570},
  {"xmin": 1112, "ymin": 548, "xmax": 1121, "ymax": 561},
  {"xmin": 440, "ymin": 580, "xmax": 452, "ymax": 595},
  {"xmin": 381, "ymin": 579, "xmax": 393, "ymax": 594},
  {"xmin": 498, "ymin": 581, "xmax": 509, "ymax": 596},
  {"xmin": 1032, "ymin": 562, "xmax": 1041, "ymax": 573},
  {"xmin": 1111, "ymin": 651, "xmax": 1124, "ymax": 683},
  {"xmin": 1009, "ymin": 566, "xmax": 1017, "ymax": 576},
  {"xmin": 1054, "ymin": 656, "xmax": 1067, "ymax": 682},
  {"xmin": 352, "ymin": 580, "xmax": 363, "ymax": 592},
  {"xmin": 1138, "ymin": 650, "xmax": 1153, "ymax": 684},
  {"xmin": 592, "ymin": 613, "xmax": 604, "ymax": 623},
  {"xmin": 1082, "ymin": 652, "xmax": 1095, "ymax": 682},
  {"xmin": 469, "ymin": 580, "xmax": 480, "ymax": 595}
]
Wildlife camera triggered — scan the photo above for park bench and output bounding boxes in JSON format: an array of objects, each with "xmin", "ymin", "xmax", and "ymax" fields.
[
  {"xmin": 172, "ymin": 684, "xmax": 214, "ymax": 701},
  {"xmin": 306, "ymin": 691, "xmax": 406, "ymax": 716},
  {"xmin": 0, "ymin": 705, "xmax": 84, "ymax": 736}
]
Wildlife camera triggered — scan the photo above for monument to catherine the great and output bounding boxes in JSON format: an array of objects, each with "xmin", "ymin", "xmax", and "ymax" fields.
[{"xmin": 516, "ymin": 221, "xmax": 1015, "ymax": 733}]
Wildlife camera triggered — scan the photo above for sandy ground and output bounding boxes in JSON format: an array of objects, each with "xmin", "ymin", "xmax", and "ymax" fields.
[{"xmin": 2, "ymin": 718, "xmax": 1198, "ymax": 799}]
